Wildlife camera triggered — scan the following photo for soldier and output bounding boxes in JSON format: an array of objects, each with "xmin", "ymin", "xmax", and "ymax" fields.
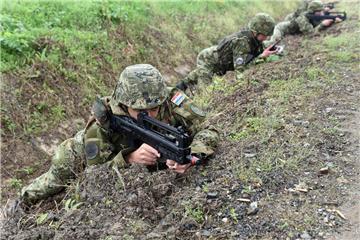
[
  {"xmin": 9, "ymin": 64, "xmax": 219, "ymax": 209},
  {"xmin": 176, "ymin": 13, "xmax": 278, "ymax": 93},
  {"xmin": 265, "ymin": 0, "xmax": 343, "ymax": 46}
]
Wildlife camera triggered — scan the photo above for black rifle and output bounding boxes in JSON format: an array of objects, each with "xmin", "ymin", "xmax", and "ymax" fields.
[
  {"xmin": 306, "ymin": 11, "xmax": 347, "ymax": 22},
  {"xmin": 109, "ymin": 111, "xmax": 196, "ymax": 165},
  {"xmin": 269, "ymin": 39, "xmax": 282, "ymax": 51}
]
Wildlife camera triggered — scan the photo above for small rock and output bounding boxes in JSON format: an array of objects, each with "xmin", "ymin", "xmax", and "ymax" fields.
[
  {"xmin": 325, "ymin": 107, "xmax": 333, "ymax": 113},
  {"xmin": 206, "ymin": 192, "xmax": 218, "ymax": 199},
  {"xmin": 247, "ymin": 201, "xmax": 259, "ymax": 215},
  {"xmin": 336, "ymin": 176, "xmax": 349, "ymax": 184},
  {"xmin": 319, "ymin": 167, "xmax": 330, "ymax": 175},
  {"xmin": 183, "ymin": 223, "xmax": 196, "ymax": 230},
  {"xmin": 318, "ymin": 232, "xmax": 324, "ymax": 237},
  {"xmin": 244, "ymin": 153, "xmax": 257, "ymax": 158},
  {"xmin": 330, "ymin": 215, "xmax": 335, "ymax": 220},
  {"xmin": 201, "ymin": 230, "xmax": 211, "ymax": 236},
  {"xmin": 222, "ymin": 217, "xmax": 229, "ymax": 223},
  {"xmin": 324, "ymin": 216, "xmax": 329, "ymax": 223},
  {"xmin": 300, "ymin": 231, "xmax": 312, "ymax": 239}
]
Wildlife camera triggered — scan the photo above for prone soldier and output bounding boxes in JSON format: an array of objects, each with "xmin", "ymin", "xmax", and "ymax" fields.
[
  {"xmin": 265, "ymin": 0, "xmax": 344, "ymax": 46},
  {"xmin": 9, "ymin": 64, "xmax": 219, "ymax": 210},
  {"xmin": 176, "ymin": 13, "xmax": 279, "ymax": 93}
]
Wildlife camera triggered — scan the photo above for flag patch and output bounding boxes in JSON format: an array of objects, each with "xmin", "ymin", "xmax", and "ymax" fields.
[{"xmin": 171, "ymin": 92, "xmax": 186, "ymax": 106}]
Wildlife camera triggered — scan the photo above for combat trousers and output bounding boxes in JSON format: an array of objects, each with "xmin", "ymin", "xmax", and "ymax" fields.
[
  {"xmin": 182, "ymin": 46, "xmax": 218, "ymax": 90},
  {"xmin": 20, "ymin": 130, "xmax": 85, "ymax": 203}
]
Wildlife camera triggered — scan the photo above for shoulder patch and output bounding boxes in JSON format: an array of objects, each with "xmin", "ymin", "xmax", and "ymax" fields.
[
  {"xmin": 235, "ymin": 57, "xmax": 244, "ymax": 66},
  {"xmin": 171, "ymin": 91, "xmax": 186, "ymax": 106},
  {"xmin": 85, "ymin": 141, "xmax": 99, "ymax": 160},
  {"xmin": 190, "ymin": 104, "xmax": 206, "ymax": 117}
]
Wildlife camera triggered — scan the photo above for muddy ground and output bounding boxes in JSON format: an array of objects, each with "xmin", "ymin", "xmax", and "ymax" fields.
[{"xmin": 1, "ymin": 6, "xmax": 360, "ymax": 240}]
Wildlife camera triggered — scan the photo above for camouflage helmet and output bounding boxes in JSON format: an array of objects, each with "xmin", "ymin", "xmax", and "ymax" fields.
[
  {"xmin": 308, "ymin": 0, "xmax": 323, "ymax": 12},
  {"xmin": 110, "ymin": 64, "xmax": 169, "ymax": 111},
  {"xmin": 248, "ymin": 13, "xmax": 276, "ymax": 36}
]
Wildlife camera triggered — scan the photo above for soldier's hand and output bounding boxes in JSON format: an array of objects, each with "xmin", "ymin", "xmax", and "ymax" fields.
[
  {"xmin": 260, "ymin": 45, "xmax": 278, "ymax": 58},
  {"xmin": 166, "ymin": 160, "xmax": 192, "ymax": 174},
  {"xmin": 335, "ymin": 17, "xmax": 342, "ymax": 23},
  {"xmin": 322, "ymin": 19, "xmax": 334, "ymax": 26},
  {"xmin": 126, "ymin": 143, "xmax": 160, "ymax": 165}
]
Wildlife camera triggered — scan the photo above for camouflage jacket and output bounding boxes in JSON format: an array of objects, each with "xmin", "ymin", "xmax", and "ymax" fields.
[
  {"xmin": 287, "ymin": 11, "xmax": 326, "ymax": 33},
  {"xmin": 216, "ymin": 29, "xmax": 263, "ymax": 74},
  {"xmin": 84, "ymin": 87, "xmax": 219, "ymax": 169}
]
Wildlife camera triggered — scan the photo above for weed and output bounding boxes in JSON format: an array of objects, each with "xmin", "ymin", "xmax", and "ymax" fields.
[
  {"xmin": 50, "ymin": 105, "xmax": 65, "ymax": 121},
  {"xmin": 2, "ymin": 115, "xmax": 17, "ymax": 134},
  {"xmin": 64, "ymin": 198, "xmax": 83, "ymax": 212},
  {"xmin": 202, "ymin": 183, "xmax": 209, "ymax": 193},
  {"xmin": 229, "ymin": 208, "xmax": 238, "ymax": 223},
  {"xmin": 16, "ymin": 166, "xmax": 35, "ymax": 175},
  {"xmin": 36, "ymin": 213, "xmax": 48, "ymax": 225},
  {"xmin": 9, "ymin": 178, "xmax": 22, "ymax": 190},
  {"xmin": 184, "ymin": 202, "xmax": 205, "ymax": 223}
]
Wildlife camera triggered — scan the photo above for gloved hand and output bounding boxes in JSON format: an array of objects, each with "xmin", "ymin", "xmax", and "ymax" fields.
[{"xmin": 176, "ymin": 81, "xmax": 188, "ymax": 91}]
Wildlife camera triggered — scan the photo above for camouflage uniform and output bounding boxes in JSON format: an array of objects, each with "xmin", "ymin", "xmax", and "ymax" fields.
[
  {"xmin": 20, "ymin": 64, "xmax": 219, "ymax": 204},
  {"xmin": 178, "ymin": 13, "xmax": 275, "ymax": 91},
  {"xmin": 266, "ymin": 0, "xmax": 327, "ymax": 46}
]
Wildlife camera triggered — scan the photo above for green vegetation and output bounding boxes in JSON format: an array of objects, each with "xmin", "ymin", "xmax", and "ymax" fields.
[
  {"xmin": 1, "ymin": 0, "xmax": 297, "ymax": 139},
  {"xmin": 9, "ymin": 177, "xmax": 22, "ymax": 190},
  {"xmin": 184, "ymin": 201, "xmax": 205, "ymax": 223}
]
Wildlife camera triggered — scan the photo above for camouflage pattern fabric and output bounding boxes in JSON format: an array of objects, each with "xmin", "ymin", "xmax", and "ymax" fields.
[
  {"xmin": 265, "ymin": 0, "xmax": 326, "ymax": 46},
  {"xmin": 182, "ymin": 29, "xmax": 263, "ymax": 90},
  {"xmin": 20, "ymin": 130, "xmax": 85, "ymax": 203},
  {"xmin": 111, "ymin": 64, "xmax": 169, "ymax": 110},
  {"xmin": 20, "ymin": 89, "xmax": 219, "ymax": 204},
  {"xmin": 266, "ymin": 12, "xmax": 326, "ymax": 46}
]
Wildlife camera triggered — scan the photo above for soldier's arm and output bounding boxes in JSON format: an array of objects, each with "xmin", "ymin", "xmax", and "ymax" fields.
[
  {"xmin": 232, "ymin": 37, "xmax": 253, "ymax": 79},
  {"xmin": 84, "ymin": 123, "xmax": 132, "ymax": 168},
  {"xmin": 170, "ymin": 90, "xmax": 219, "ymax": 160},
  {"xmin": 296, "ymin": 14, "xmax": 326, "ymax": 33},
  {"xmin": 84, "ymin": 97, "xmax": 134, "ymax": 168}
]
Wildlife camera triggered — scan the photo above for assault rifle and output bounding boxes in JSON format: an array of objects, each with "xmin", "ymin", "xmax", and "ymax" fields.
[
  {"xmin": 306, "ymin": 11, "xmax": 347, "ymax": 22},
  {"xmin": 268, "ymin": 39, "xmax": 284, "ymax": 54},
  {"xmin": 109, "ymin": 111, "xmax": 198, "ymax": 165}
]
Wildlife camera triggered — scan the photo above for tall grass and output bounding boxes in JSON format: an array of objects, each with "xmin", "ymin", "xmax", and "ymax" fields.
[{"xmin": 1, "ymin": 0, "xmax": 299, "ymax": 72}]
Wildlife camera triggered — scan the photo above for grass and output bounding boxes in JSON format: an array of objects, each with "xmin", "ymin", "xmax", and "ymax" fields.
[
  {"xmin": 196, "ymin": 13, "xmax": 359, "ymax": 187},
  {"xmin": 1, "ymin": 0, "xmax": 298, "ymax": 140}
]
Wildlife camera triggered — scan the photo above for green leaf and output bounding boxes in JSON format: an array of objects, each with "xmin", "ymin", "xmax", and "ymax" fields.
[{"xmin": 36, "ymin": 213, "xmax": 48, "ymax": 225}]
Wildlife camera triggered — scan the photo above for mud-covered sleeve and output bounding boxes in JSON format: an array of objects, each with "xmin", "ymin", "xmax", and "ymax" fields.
[{"xmin": 171, "ymin": 91, "xmax": 219, "ymax": 159}]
